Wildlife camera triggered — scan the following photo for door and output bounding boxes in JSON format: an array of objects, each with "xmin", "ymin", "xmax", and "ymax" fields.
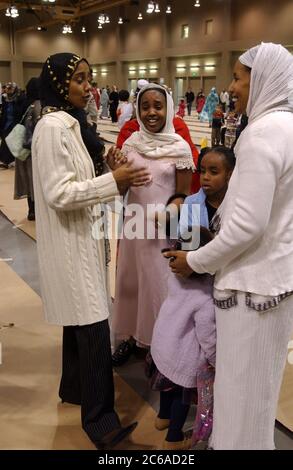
[
  {"xmin": 189, "ymin": 77, "xmax": 201, "ymax": 96},
  {"xmin": 128, "ymin": 78, "xmax": 137, "ymax": 94},
  {"xmin": 174, "ymin": 77, "xmax": 187, "ymax": 107},
  {"xmin": 203, "ymin": 76, "xmax": 216, "ymax": 96}
]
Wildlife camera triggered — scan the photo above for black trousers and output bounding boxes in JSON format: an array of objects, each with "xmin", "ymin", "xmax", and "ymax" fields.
[
  {"xmin": 59, "ymin": 320, "xmax": 120, "ymax": 444},
  {"xmin": 0, "ymin": 131, "xmax": 15, "ymax": 165}
]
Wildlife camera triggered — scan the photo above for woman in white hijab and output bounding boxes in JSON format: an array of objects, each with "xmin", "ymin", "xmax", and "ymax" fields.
[
  {"xmin": 163, "ymin": 43, "xmax": 293, "ymax": 449},
  {"xmin": 112, "ymin": 83, "xmax": 194, "ymax": 358}
]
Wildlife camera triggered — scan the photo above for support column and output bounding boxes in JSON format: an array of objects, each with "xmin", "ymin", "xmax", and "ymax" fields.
[
  {"xmin": 115, "ymin": 24, "xmax": 123, "ymax": 88},
  {"xmin": 10, "ymin": 59, "xmax": 23, "ymax": 87},
  {"xmin": 116, "ymin": 60, "xmax": 123, "ymax": 88},
  {"xmin": 218, "ymin": 0, "xmax": 232, "ymax": 91},
  {"xmin": 160, "ymin": 8, "xmax": 169, "ymax": 86},
  {"xmin": 218, "ymin": 50, "xmax": 232, "ymax": 91}
]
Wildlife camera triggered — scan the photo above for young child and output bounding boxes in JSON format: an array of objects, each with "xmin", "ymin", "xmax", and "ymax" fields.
[
  {"xmin": 177, "ymin": 98, "xmax": 186, "ymax": 118},
  {"xmin": 150, "ymin": 146, "xmax": 236, "ymax": 450},
  {"xmin": 211, "ymin": 105, "xmax": 224, "ymax": 146},
  {"xmin": 112, "ymin": 83, "xmax": 194, "ymax": 360}
]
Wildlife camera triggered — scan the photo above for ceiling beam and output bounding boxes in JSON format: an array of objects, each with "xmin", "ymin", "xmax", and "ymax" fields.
[{"xmin": 2, "ymin": 0, "xmax": 132, "ymax": 33}]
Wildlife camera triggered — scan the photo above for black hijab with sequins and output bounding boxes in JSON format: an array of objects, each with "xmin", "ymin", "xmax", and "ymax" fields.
[{"xmin": 39, "ymin": 53, "xmax": 105, "ymax": 175}]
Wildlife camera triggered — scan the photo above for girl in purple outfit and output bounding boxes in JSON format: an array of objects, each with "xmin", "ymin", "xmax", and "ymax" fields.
[{"xmin": 150, "ymin": 147, "xmax": 235, "ymax": 450}]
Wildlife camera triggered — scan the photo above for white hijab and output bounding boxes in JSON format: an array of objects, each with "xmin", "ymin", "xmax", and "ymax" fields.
[
  {"xmin": 124, "ymin": 83, "xmax": 192, "ymax": 159},
  {"xmin": 239, "ymin": 42, "xmax": 293, "ymax": 124}
]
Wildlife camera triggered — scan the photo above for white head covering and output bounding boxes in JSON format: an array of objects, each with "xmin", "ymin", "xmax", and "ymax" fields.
[
  {"xmin": 124, "ymin": 83, "xmax": 192, "ymax": 159},
  {"xmin": 137, "ymin": 79, "xmax": 149, "ymax": 90},
  {"xmin": 239, "ymin": 42, "xmax": 293, "ymax": 123}
]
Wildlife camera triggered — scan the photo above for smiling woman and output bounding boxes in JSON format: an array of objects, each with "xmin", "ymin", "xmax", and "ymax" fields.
[
  {"xmin": 229, "ymin": 61, "xmax": 251, "ymax": 114},
  {"xmin": 164, "ymin": 43, "xmax": 293, "ymax": 450},
  {"xmin": 138, "ymin": 88, "xmax": 167, "ymax": 133}
]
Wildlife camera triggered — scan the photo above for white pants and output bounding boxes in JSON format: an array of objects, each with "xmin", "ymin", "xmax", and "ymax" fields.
[{"xmin": 210, "ymin": 291, "xmax": 293, "ymax": 450}]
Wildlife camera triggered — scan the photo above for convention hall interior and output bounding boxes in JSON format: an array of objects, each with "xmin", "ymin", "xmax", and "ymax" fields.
[{"xmin": 0, "ymin": 0, "xmax": 293, "ymax": 450}]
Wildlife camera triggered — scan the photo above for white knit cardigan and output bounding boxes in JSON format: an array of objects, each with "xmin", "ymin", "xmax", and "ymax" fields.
[{"xmin": 32, "ymin": 111, "xmax": 119, "ymax": 325}]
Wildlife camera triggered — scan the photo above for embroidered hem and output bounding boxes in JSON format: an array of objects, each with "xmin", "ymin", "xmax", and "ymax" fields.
[
  {"xmin": 213, "ymin": 291, "xmax": 293, "ymax": 311},
  {"xmin": 245, "ymin": 291, "xmax": 293, "ymax": 312}
]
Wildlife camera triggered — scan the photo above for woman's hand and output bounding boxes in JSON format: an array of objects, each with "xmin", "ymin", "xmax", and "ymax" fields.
[
  {"xmin": 113, "ymin": 161, "xmax": 151, "ymax": 194},
  {"xmin": 163, "ymin": 250, "xmax": 194, "ymax": 277},
  {"xmin": 105, "ymin": 146, "xmax": 128, "ymax": 170}
]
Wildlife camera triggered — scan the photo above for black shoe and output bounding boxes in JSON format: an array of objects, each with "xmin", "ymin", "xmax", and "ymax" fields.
[
  {"xmin": 27, "ymin": 212, "xmax": 35, "ymax": 221},
  {"xmin": 95, "ymin": 422, "xmax": 138, "ymax": 450},
  {"xmin": 112, "ymin": 340, "xmax": 136, "ymax": 367}
]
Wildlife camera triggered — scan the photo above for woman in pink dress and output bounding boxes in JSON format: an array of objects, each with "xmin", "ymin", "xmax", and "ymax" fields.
[{"xmin": 112, "ymin": 83, "xmax": 194, "ymax": 362}]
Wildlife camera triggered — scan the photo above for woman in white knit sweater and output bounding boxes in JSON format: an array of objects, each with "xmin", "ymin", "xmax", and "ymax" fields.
[
  {"xmin": 32, "ymin": 53, "xmax": 150, "ymax": 449},
  {"xmin": 163, "ymin": 43, "xmax": 293, "ymax": 449}
]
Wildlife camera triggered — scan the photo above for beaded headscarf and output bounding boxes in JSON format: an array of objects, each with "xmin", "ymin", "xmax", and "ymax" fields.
[
  {"xmin": 39, "ymin": 52, "xmax": 89, "ymax": 111},
  {"xmin": 39, "ymin": 52, "xmax": 105, "ymax": 177}
]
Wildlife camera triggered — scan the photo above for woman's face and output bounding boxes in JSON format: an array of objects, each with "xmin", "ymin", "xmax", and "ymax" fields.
[
  {"xmin": 229, "ymin": 60, "xmax": 251, "ymax": 114},
  {"xmin": 139, "ymin": 90, "xmax": 167, "ymax": 133},
  {"xmin": 68, "ymin": 60, "xmax": 91, "ymax": 108}
]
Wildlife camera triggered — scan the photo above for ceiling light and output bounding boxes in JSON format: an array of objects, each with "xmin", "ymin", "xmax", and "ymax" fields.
[
  {"xmin": 118, "ymin": 17, "xmax": 123, "ymax": 24},
  {"xmin": 138, "ymin": 12, "xmax": 143, "ymax": 20},
  {"xmin": 146, "ymin": 2, "xmax": 155, "ymax": 14},
  {"xmin": 81, "ymin": 26, "xmax": 86, "ymax": 33},
  {"xmin": 62, "ymin": 24, "xmax": 72, "ymax": 34},
  {"xmin": 194, "ymin": 0, "xmax": 200, "ymax": 7},
  {"xmin": 5, "ymin": 6, "xmax": 19, "ymax": 18},
  {"xmin": 154, "ymin": 3, "xmax": 160, "ymax": 13},
  {"xmin": 166, "ymin": 5, "xmax": 172, "ymax": 14}
]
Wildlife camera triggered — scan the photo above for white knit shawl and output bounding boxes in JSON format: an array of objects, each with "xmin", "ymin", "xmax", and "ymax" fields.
[
  {"xmin": 239, "ymin": 42, "xmax": 293, "ymax": 124},
  {"xmin": 124, "ymin": 83, "xmax": 192, "ymax": 159}
]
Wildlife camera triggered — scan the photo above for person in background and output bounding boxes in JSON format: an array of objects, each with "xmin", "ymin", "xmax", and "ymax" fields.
[
  {"xmin": 211, "ymin": 105, "xmax": 224, "ymax": 147},
  {"xmin": 91, "ymin": 81, "xmax": 100, "ymax": 110},
  {"xmin": 224, "ymin": 111, "xmax": 238, "ymax": 148},
  {"xmin": 85, "ymin": 91, "xmax": 98, "ymax": 129},
  {"xmin": 176, "ymin": 98, "xmax": 186, "ymax": 118},
  {"xmin": 196, "ymin": 90, "xmax": 205, "ymax": 117},
  {"xmin": 162, "ymin": 42, "xmax": 293, "ymax": 450},
  {"xmin": 0, "ymin": 82, "xmax": 25, "ymax": 168},
  {"xmin": 220, "ymin": 89, "xmax": 230, "ymax": 113},
  {"xmin": 116, "ymin": 90, "xmax": 133, "ymax": 129},
  {"xmin": 200, "ymin": 87, "xmax": 219, "ymax": 126},
  {"xmin": 32, "ymin": 52, "xmax": 151, "ymax": 449},
  {"xmin": 185, "ymin": 88, "xmax": 195, "ymax": 116},
  {"xmin": 100, "ymin": 88, "xmax": 109, "ymax": 119},
  {"xmin": 14, "ymin": 77, "xmax": 41, "ymax": 221},
  {"xmin": 109, "ymin": 85, "xmax": 119, "ymax": 123}
]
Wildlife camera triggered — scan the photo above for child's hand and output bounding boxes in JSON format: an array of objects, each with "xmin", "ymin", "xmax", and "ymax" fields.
[
  {"xmin": 105, "ymin": 146, "xmax": 127, "ymax": 170},
  {"xmin": 163, "ymin": 250, "xmax": 194, "ymax": 277}
]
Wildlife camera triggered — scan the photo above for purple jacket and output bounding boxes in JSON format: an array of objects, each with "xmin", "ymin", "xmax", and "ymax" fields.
[{"xmin": 151, "ymin": 272, "xmax": 216, "ymax": 388}]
